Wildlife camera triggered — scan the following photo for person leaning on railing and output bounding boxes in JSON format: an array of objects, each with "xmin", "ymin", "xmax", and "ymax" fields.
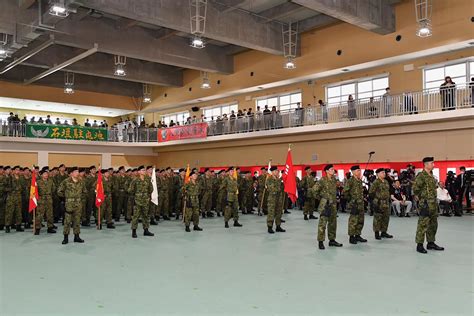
[{"xmin": 440, "ymin": 76, "xmax": 456, "ymax": 111}]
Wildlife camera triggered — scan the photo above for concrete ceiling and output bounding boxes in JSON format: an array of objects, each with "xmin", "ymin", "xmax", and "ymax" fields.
[{"xmin": 0, "ymin": 0, "xmax": 399, "ymax": 98}]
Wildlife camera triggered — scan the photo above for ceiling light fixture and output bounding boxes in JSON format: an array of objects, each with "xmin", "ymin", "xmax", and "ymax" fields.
[
  {"xmin": 200, "ymin": 71, "xmax": 211, "ymax": 89},
  {"xmin": 190, "ymin": 36, "xmax": 205, "ymax": 49},
  {"xmin": 190, "ymin": 0, "xmax": 208, "ymax": 49},
  {"xmin": 64, "ymin": 71, "xmax": 75, "ymax": 94},
  {"xmin": 49, "ymin": 0, "xmax": 69, "ymax": 17},
  {"xmin": 414, "ymin": 0, "xmax": 433, "ymax": 38},
  {"xmin": 142, "ymin": 83, "xmax": 152, "ymax": 103},
  {"xmin": 114, "ymin": 55, "xmax": 127, "ymax": 77},
  {"xmin": 282, "ymin": 22, "xmax": 298, "ymax": 69},
  {"xmin": 284, "ymin": 57, "xmax": 296, "ymax": 70}
]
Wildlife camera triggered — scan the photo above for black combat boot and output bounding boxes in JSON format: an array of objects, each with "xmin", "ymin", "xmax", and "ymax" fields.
[
  {"xmin": 304, "ymin": 214, "xmax": 308, "ymax": 220},
  {"xmin": 216, "ymin": 212, "xmax": 221, "ymax": 217},
  {"xmin": 349, "ymin": 236, "xmax": 357, "ymax": 244},
  {"xmin": 202, "ymin": 212, "xmax": 206, "ymax": 219},
  {"xmin": 225, "ymin": 222, "xmax": 229, "ymax": 228},
  {"xmin": 185, "ymin": 226, "xmax": 191, "ymax": 232},
  {"xmin": 126, "ymin": 219, "xmax": 131, "ymax": 223},
  {"xmin": 143, "ymin": 229, "xmax": 154, "ymax": 236},
  {"xmin": 329, "ymin": 240, "xmax": 343, "ymax": 247},
  {"xmin": 268, "ymin": 226, "xmax": 275, "ymax": 234},
  {"xmin": 284, "ymin": 210, "xmax": 291, "ymax": 214},
  {"xmin": 163, "ymin": 215, "xmax": 170, "ymax": 221},
  {"xmin": 150, "ymin": 218, "xmax": 158, "ymax": 225},
  {"xmin": 25, "ymin": 222, "xmax": 31, "ymax": 229},
  {"xmin": 52, "ymin": 224, "xmax": 58, "ymax": 229},
  {"xmin": 318, "ymin": 241, "xmax": 325, "ymax": 250},
  {"xmin": 34, "ymin": 229, "xmax": 40, "ymax": 235},
  {"xmin": 416, "ymin": 243, "xmax": 427, "ymax": 254},
  {"xmin": 381, "ymin": 232, "xmax": 393, "ymax": 239},
  {"xmin": 16, "ymin": 224, "xmax": 24, "ymax": 232},
  {"xmin": 74, "ymin": 234, "xmax": 84, "ymax": 243},
  {"xmin": 281, "ymin": 219, "xmax": 286, "ymax": 223},
  {"xmin": 47, "ymin": 227, "xmax": 57, "ymax": 234},
  {"xmin": 81, "ymin": 221, "xmax": 90, "ymax": 227},
  {"xmin": 5, "ymin": 226, "xmax": 10, "ymax": 233},
  {"xmin": 132, "ymin": 229, "xmax": 137, "ymax": 238},
  {"xmin": 207, "ymin": 212, "xmax": 214, "ymax": 218},
  {"xmin": 276, "ymin": 226, "xmax": 286, "ymax": 232},
  {"xmin": 107, "ymin": 223, "xmax": 116, "ymax": 229},
  {"xmin": 309, "ymin": 215, "xmax": 317, "ymax": 219},
  {"xmin": 62, "ymin": 234, "xmax": 69, "ymax": 244},
  {"xmin": 0, "ymin": 225, "xmax": 4, "ymax": 230},
  {"xmin": 233, "ymin": 221, "xmax": 242, "ymax": 227},
  {"xmin": 427, "ymin": 242, "xmax": 444, "ymax": 251},
  {"xmin": 193, "ymin": 225, "xmax": 203, "ymax": 231},
  {"xmin": 375, "ymin": 232, "xmax": 381, "ymax": 240},
  {"xmin": 175, "ymin": 213, "xmax": 180, "ymax": 220},
  {"xmin": 356, "ymin": 235, "xmax": 367, "ymax": 242}
]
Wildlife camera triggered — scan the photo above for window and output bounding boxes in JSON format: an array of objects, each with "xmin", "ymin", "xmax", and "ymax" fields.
[
  {"xmin": 161, "ymin": 111, "xmax": 189, "ymax": 126},
  {"xmin": 202, "ymin": 103, "xmax": 238, "ymax": 121},
  {"xmin": 326, "ymin": 76, "xmax": 389, "ymax": 105},
  {"xmin": 0, "ymin": 112, "xmax": 10, "ymax": 122},
  {"xmin": 34, "ymin": 114, "xmax": 73, "ymax": 123},
  {"xmin": 256, "ymin": 92, "xmax": 301, "ymax": 112},
  {"xmin": 424, "ymin": 60, "xmax": 473, "ymax": 90}
]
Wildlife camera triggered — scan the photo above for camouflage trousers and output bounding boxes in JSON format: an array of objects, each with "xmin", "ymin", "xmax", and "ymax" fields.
[
  {"xmin": 373, "ymin": 205, "xmax": 390, "ymax": 233},
  {"xmin": 5, "ymin": 193, "xmax": 22, "ymax": 226},
  {"xmin": 63, "ymin": 199, "xmax": 82, "ymax": 235},
  {"xmin": 184, "ymin": 206, "xmax": 200, "ymax": 227},
  {"xmin": 115, "ymin": 192, "xmax": 127, "ymax": 219},
  {"xmin": 224, "ymin": 199, "xmax": 239, "ymax": 222},
  {"xmin": 242, "ymin": 191, "xmax": 254, "ymax": 213},
  {"xmin": 99, "ymin": 197, "xmax": 113, "ymax": 224},
  {"xmin": 36, "ymin": 195, "xmax": 54, "ymax": 229},
  {"xmin": 157, "ymin": 191, "xmax": 169, "ymax": 217},
  {"xmin": 84, "ymin": 194, "xmax": 96, "ymax": 224},
  {"xmin": 348, "ymin": 203, "xmax": 365, "ymax": 236},
  {"xmin": 126, "ymin": 195, "xmax": 134, "ymax": 220},
  {"xmin": 201, "ymin": 192, "xmax": 212, "ymax": 213},
  {"xmin": 149, "ymin": 203, "xmax": 157, "ymax": 220},
  {"xmin": 257, "ymin": 190, "xmax": 268, "ymax": 213},
  {"xmin": 415, "ymin": 201, "xmax": 438, "ymax": 243},
  {"xmin": 303, "ymin": 197, "xmax": 315, "ymax": 216},
  {"xmin": 0, "ymin": 195, "xmax": 5, "ymax": 226},
  {"xmin": 175, "ymin": 191, "xmax": 183, "ymax": 216},
  {"xmin": 216, "ymin": 190, "xmax": 226, "ymax": 213},
  {"xmin": 131, "ymin": 202, "xmax": 150, "ymax": 230},
  {"xmin": 317, "ymin": 201, "xmax": 337, "ymax": 241},
  {"xmin": 267, "ymin": 194, "xmax": 282, "ymax": 227}
]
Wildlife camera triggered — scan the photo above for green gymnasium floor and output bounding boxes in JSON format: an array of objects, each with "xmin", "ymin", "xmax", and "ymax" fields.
[{"xmin": 1, "ymin": 211, "xmax": 473, "ymax": 316}]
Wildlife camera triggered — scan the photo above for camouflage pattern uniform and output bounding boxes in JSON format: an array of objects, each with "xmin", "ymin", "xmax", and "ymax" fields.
[
  {"xmin": 257, "ymin": 173, "xmax": 268, "ymax": 214},
  {"xmin": 216, "ymin": 175, "xmax": 227, "ymax": 215},
  {"xmin": 36, "ymin": 177, "xmax": 56, "ymax": 230},
  {"xmin": 84, "ymin": 173, "xmax": 97, "ymax": 224},
  {"xmin": 54, "ymin": 172, "xmax": 69, "ymax": 220},
  {"xmin": 0, "ymin": 174, "xmax": 7, "ymax": 228},
  {"xmin": 344, "ymin": 176, "xmax": 365, "ymax": 236},
  {"xmin": 414, "ymin": 170, "xmax": 438, "ymax": 243},
  {"xmin": 241, "ymin": 176, "xmax": 254, "ymax": 213},
  {"xmin": 184, "ymin": 180, "xmax": 201, "ymax": 227},
  {"xmin": 94, "ymin": 176, "xmax": 114, "ymax": 225},
  {"xmin": 21, "ymin": 175, "xmax": 31, "ymax": 225},
  {"xmin": 312, "ymin": 176, "xmax": 337, "ymax": 241},
  {"xmin": 223, "ymin": 175, "xmax": 239, "ymax": 223},
  {"xmin": 129, "ymin": 176, "xmax": 153, "ymax": 230},
  {"xmin": 175, "ymin": 176, "xmax": 185, "ymax": 217},
  {"xmin": 200, "ymin": 175, "xmax": 214, "ymax": 215},
  {"xmin": 115, "ymin": 175, "xmax": 128, "ymax": 220},
  {"xmin": 126, "ymin": 176, "xmax": 135, "ymax": 221},
  {"xmin": 369, "ymin": 178, "xmax": 391, "ymax": 233},
  {"xmin": 302, "ymin": 174, "xmax": 316, "ymax": 216},
  {"xmin": 57, "ymin": 177, "xmax": 87, "ymax": 235},
  {"xmin": 5, "ymin": 175, "xmax": 23, "ymax": 227},
  {"xmin": 266, "ymin": 175, "xmax": 282, "ymax": 228},
  {"xmin": 157, "ymin": 175, "xmax": 170, "ymax": 218}
]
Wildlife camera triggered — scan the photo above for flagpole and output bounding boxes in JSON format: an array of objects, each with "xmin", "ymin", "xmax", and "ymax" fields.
[
  {"xmin": 97, "ymin": 164, "xmax": 101, "ymax": 230},
  {"xmin": 97, "ymin": 206, "xmax": 101, "ymax": 230}
]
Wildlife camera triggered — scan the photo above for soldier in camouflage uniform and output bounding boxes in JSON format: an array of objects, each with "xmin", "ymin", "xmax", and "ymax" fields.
[
  {"xmin": 223, "ymin": 167, "xmax": 243, "ymax": 228},
  {"xmin": 242, "ymin": 172, "xmax": 255, "ymax": 214},
  {"xmin": 166, "ymin": 168, "xmax": 175, "ymax": 218},
  {"xmin": 215, "ymin": 170, "xmax": 227, "ymax": 217},
  {"xmin": 0, "ymin": 166, "xmax": 7, "ymax": 230},
  {"xmin": 266, "ymin": 166, "xmax": 286, "ymax": 233},
  {"xmin": 200, "ymin": 169, "xmax": 214, "ymax": 217},
  {"xmin": 157, "ymin": 169, "xmax": 171, "ymax": 220},
  {"xmin": 21, "ymin": 167, "xmax": 32, "ymax": 228},
  {"xmin": 344, "ymin": 165, "xmax": 367, "ymax": 244},
  {"xmin": 369, "ymin": 168, "xmax": 393, "ymax": 240},
  {"xmin": 302, "ymin": 166, "xmax": 318, "ymax": 220},
  {"xmin": 83, "ymin": 166, "xmax": 97, "ymax": 226},
  {"xmin": 257, "ymin": 167, "xmax": 268, "ymax": 215},
  {"xmin": 312, "ymin": 164, "xmax": 342, "ymax": 249},
  {"xmin": 114, "ymin": 166, "xmax": 128, "ymax": 222},
  {"xmin": 174, "ymin": 168, "xmax": 185, "ymax": 220},
  {"xmin": 54, "ymin": 164, "xmax": 69, "ymax": 223},
  {"xmin": 126, "ymin": 168, "xmax": 136, "ymax": 223},
  {"xmin": 35, "ymin": 168, "xmax": 57, "ymax": 234},
  {"xmin": 414, "ymin": 157, "xmax": 444, "ymax": 254},
  {"xmin": 57, "ymin": 167, "xmax": 87, "ymax": 244},
  {"xmin": 184, "ymin": 171, "xmax": 203, "ymax": 232},
  {"xmin": 95, "ymin": 169, "xmax": 116, "ymax": 229},
  {"xmin": 4, "ymin": 166, "xmax": 24, "ymax": 233},
  {"xmin": 129, "ymin": 166, "xmax": 154, "ymax": 238},
  {"xmin": 146, "ymin": 166, "xmax": 159, "ymax": 225}
]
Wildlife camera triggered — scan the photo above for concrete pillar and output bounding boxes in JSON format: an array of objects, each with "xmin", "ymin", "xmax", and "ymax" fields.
[
  {"xmin": 101, "ymin": 153, "xmax": 111, "ymax": 169},
  {"xmin": 37, "ymin": 151, "xmax": 48, "ymax": 168}
]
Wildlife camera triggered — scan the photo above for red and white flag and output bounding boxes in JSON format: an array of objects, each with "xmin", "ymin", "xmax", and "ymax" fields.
[
  {"xmin": 28, "ymin": 169, "xmax": 38, "ymax": 212},
  {"xmin": 282, "ymin": 147, "xmax": 298, "ymax": 203},
  {"xmin": 95, "ymin": 169, "xmax": 105, "ymax": 208}
]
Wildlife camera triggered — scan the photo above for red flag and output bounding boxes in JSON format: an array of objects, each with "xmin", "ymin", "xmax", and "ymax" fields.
[
  {"xmin": 184, "ymin": 164, "xmax": 191, "ymax": 184},
  {"xmin": 95, "ymin": 169, "xmax": 105, "ymax": 208},
  {"xmin": 282, "ymin": 147, "xmax": 298, "ymax": 203},
  {"xmin": 28, "ymin": 169, "xmax": 38, "ymax": 212}
]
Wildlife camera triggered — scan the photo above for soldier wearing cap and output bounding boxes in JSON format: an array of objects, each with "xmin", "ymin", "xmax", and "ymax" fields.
[
  {"xmin": 54, "ymin": 164, "xmax": 69, "ymax": 222},
  {"xmin": 223, "ymin": 167, "xmax": 243, "ymax": 228},
  {"xmin": 312, "ymin": 164, "xmax": 342, "ymax": 249},
  {"xmin": 215, "ymin": 170, "xmax": 227, "ymax": 217},
  {"xmin": 183, "ymin": 171, "xmax": 203, "ymax": 232},
  {"xmin": 344, "ymin": 165, "xmax": 367, "ymax": 244},
  {"xmin": 413, "ymin": 157, "xmax": 444, "ymax": 254},
  {"xmin": 57, "ymin": 166, "xmax": 87, "ymax": 244},
  {"xmin": 369, "ymin": 168, "xmax": 393, "ymax": 240},
  {"xmin": 302, "ymin": 166, "xmax": 318, "ymax": 221},
  {"xmin": 266, "ymin": 166, "xmax": 286, "ymax": 234},
  {"xmin": 175, "ymin": 168, "xmax": 186, "ymax": 220},
  {"xmin": 4, "ymin": 165, "xmax": 24, "ymax": 233},
  {"xmin": 94, "ymin": 169, "xmax": 115, "ymax": 229},
  {"xmin": 157, "ymin": 167, "xmax": 170, "ymax": 221},
  {"xmin": 200, "ymin": 168, "xmax": 214, "ymax": 218},
  {"xmin": 82, "ymin": 165, "xmax": 97, "ymax": 226},
  {"xmin": 36, "ymin": 168, "xmax": 57, "ymax": 235},
  {"xmin": 126, "ymin": 169, "xmax": 136, "ymax": 223},
  {"xmin": 129, "ymin": 166, "xmax": 154, "ymax": 238},
  {"xmin": 20, "ymin": 167, "xmax": 32, "ymax": 229},
  {"xmin": 241, "ymin": 172, "xmax": 255, "ymax": 214},
  {"xmin": 257, "ymin": 167, "xmax": 268, "ymax": 215}
]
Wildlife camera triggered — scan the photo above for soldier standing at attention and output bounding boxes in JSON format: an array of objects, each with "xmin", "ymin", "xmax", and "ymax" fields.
[
  {"xmin": 0, "ymin": 166, "xmax": 7, "ymax": 230},
  {"xmin": 36, "ymin": 168, "xmax": 57, "ymax": 235},
  {"xmin": 4, "ymin": 165, "xmax": 24, "ymax": 233},
  {"xmin": 223, "ymin": 167, "xmax": 243, "ymax": 228},
  {"xmin": 216, "ymin": 170, "xmax": 227, "ymax": 217},
  {"xmin": 55, "ymin": 164, "xmax": 69, "ymax": 223},
  {"xmin": 175, "ymin": 168, "xmax": 185, "ymax": 220},
  {"xmin": 200, "ymin": 168, "xmax": 214, "ymax": 218},
  {"xmin": 184, "ymin": 171, "xmax": 203, "ymax": 232},
  {"xmin": 344, "ymin": 165, "xmax": 367, "ymax": 245},
  {"xmin": 302, "ymin": 166, "xmax": 318, "ymax": 220},
  {"xmin": 414, "ymin": 157, "xmax": 444, "ymax": 254},
  {"xmin": 126, "ymin": 168, "xmax": 136, "ymax": 223},
  {"xmin": 266, "ymin": 166, "xmax": 286, "ymax": 234},
  {"xmin": 313, "ymin": 164, "xmax": 342, "ymax": 250},
  {"xmin": 242, "ymin": 172, "xmax": 255, "ymax": 214},
  {"xmin": 129, "ymin": 166, "xmax": 154, "ymax": 238},
  {"xmin": 95, "ymin": 169, "xmax": 116, "ymax": 229},
  {"xmin": 369, "ymin": 168, "xmax": 393, "ymax": 240},
  {"xmin": 82, "ymin": 166, "xmax": 96, "ymax": 226},
  {"xmin": 257, "ymin": 167, "xmax": 268, "ymax": 215},
  {"xmin": 57, "ymin": 167, "xmax": 87, "ymax": 244}
]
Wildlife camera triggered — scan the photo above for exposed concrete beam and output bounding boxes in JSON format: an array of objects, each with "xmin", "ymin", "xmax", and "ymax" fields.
[
  {"xmin": 19, "ymin": 0, "xmax": 36, "ymax": 10},
  {"xmin": 78, "ymin": 0, "xmax": 285, "ymax": 55},
  {"xmin": 258, "ymin": 2, "xmax": 306, "ymax": 23},
  {"xmin": 52, "ymin": 16, "xmax": 233, "ymax": 73},
  {"xmin": 214, "ymin": 0, "xmax": 254, "ymax": 13},
  {"xmin": 23, "ymin": 45, "xmax": 183, "ymax": 86},
  {"xmin": 114, "ymin": 17, "xmax": 139, "ymax": 30},
  {"xmin": 292, "ymin": 0, "xmax": 396, "ymax": 34},
  {"xmin": 298, "ymin": 14, "xmax": 339, "ymax": 33},
  {"xmin": 0, "ymin": 64, "xmax": 143, "ymax": 96}
]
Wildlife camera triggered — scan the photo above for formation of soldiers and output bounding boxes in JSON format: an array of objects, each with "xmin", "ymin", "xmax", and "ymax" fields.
[{"xmin": 0, "ymin": 156, "xmax": 444, "ymax": 253}]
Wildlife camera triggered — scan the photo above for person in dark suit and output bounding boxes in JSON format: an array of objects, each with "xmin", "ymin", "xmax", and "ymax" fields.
[{"xmin": 455, "ymin": 166, "xmax": 472, "ymax": 213}]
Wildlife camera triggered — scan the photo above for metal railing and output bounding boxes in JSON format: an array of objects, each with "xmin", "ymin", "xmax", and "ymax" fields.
[{"xmin": 1, "ymin": 84, "xmax": 473, "ymax": 142}]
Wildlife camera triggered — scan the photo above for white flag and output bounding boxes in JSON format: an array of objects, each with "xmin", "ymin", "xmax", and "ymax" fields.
[{"xmin": 151, "ymin": 167, "xmax": 159, "ymax": 206}]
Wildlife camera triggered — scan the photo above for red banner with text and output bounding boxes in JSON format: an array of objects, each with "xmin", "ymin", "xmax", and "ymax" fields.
[{"xmin": 157, "ymin": 123, "xmax": 208, "ymax": 142}]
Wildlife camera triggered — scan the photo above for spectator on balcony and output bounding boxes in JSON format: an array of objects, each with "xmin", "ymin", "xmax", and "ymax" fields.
[
  {"xmin": 215, "ymin": 116, "xmax": 223, "ymax": 135},
  {"xmin": 263, "ymin": 105, "xmax": 271, "ymax": 130},
  {"xmin": 29, "ymin": 116, "xmax": 36, "ymax": 123},
  {"xmin": 469, "ymin": 77, "xmax": 474, "ymax": 106},
  {"xmin": 403, "ymin": 92, "xmax": 418, "ymax": 114},
  {"xmin": 255, "ymin": 106, "xmax": 262, "ymax": 131},
  {"xmin": 63, "ymin": 120, "xmax": 70, "ymax": 126},
  {"xmin": 382, "ymin": 87, "xmax": 392, "ymax": 117},
  {"xmin": 72, "ymin": 118, "xmax": 79, "ymax": 126},
  {"xmin": 84, "ymin": 119, "xmax": 91, "ymax": 127},
  {"xmin": 318, "ymin": 100, "xmax": 328, "ymax": 123},
  {"xmin": 368, "ymin": 97, "xmax": 378, "ymax": 118},
  {"xmin": 200, "ymin": 114, "xmax": 205, "ymax": 123},
  {"xmin": 45, "ymin": 115, "xmax": 52, "ymax": 124},
  {"xmin": 92, "ymin": 120, "xmax": 98, "ymax": 127},
  {"xmin": 185, "ymin": 117, "xmax": 191, "ymax": 125},
  {"xmin": 169, "ymin": 120, "xmax": 176, "ymax": 127},
  {"xmin": 391, "ymin": 180, "xmax": 412, "ymax": 217},
  {"xmin": 54, "ymin": 118, "xmax": 61, "ymax": 125},
  {"xmin": 348, "ymin": 94, "xmax": 356, "ymax": 121},
  {"xmin": 247, "ymin": 108, "xmax": 254, "ymax": 131},
  {"xmin": 21, "ymin": 116, "xmax": 28, "ymax": 125},
  {"xmin": 127, "ymin": 123, "xmax": 134, "ymax": 142},
  {"xmin": 191, "ymin": 116, "xmax": 198, "ymax": 124},
  {"xmin": 37, "ymin": 117, "xmax": 44, "ymax": 124},
  {"xmin": 275, "ymin": 109, "xmax": 283, "ymax": 129},
  {"xmin": 103, "ymin": 120, "xmax": 108, "ymax": 128},
  {"xmin": 294, "ymin": 102, "xmax": 304, "ymax": 127},
  {"xmin": 229, "ymin": 110, "xmax": 236, "ymax": 133},
  {"xmin": 440, "ymin": 76, "xmax": 456, "ymax": 111},
  {"xmin": 437, "ymin": 181, "xmax": 454, "ymax": 217}
]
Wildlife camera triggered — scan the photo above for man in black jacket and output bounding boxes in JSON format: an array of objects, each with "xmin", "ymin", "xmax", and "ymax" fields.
[{"xmin": 456, "ymin": 167, "xmax": 472, "ymax": 213}]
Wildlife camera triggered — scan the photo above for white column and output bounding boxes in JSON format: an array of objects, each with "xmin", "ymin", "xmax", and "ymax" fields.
[
  {"xmin": 101, "ymin": 153, "xmax": 111, "ymax": 169},
  {"xmin": 37, "ymin": 151, "xmax": 48, "ymax": 168}
]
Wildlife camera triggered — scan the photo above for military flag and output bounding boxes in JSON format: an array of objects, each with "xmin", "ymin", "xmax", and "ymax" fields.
[{"xmin": 282, "ymin": 146, "xmax": 298, "ymax": 203}]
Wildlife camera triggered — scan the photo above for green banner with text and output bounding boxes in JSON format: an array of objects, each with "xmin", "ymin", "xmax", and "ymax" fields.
[{"xmin": 26, "ymin": 123, "xmax": 108, "ymax": 141}]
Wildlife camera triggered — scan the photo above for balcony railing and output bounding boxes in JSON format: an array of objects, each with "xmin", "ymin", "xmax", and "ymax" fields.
[{"xmin": 1, "ymin": 84, "xmax": 473, "ymax": 142}]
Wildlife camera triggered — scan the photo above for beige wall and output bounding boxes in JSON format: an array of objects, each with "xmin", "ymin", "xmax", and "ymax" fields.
[
  {"xmin": 111, "ymin": 155, "xmax": 158, "ymax": 167},
  {"xmin": 48, "ymin": 153, "xmax": 102, "ymax": 167},
  {"xmin": 0, "ymin": 152, "xmax": 38, "ymax": 166}
]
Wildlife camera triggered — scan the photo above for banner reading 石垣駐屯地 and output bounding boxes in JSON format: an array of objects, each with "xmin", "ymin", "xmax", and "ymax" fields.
[
  {"xmin": 158, "ymin": 123, "xmax": 207, "ymax": 142},
  {"xmin": 26, "ymin": 123, "xmax": 108, "ymax": 141}
]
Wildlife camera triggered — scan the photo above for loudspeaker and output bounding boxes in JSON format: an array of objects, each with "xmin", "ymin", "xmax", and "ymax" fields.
[{"xmin": 191, "ymin": 106, "xmax": 200, "ymax": 112}]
